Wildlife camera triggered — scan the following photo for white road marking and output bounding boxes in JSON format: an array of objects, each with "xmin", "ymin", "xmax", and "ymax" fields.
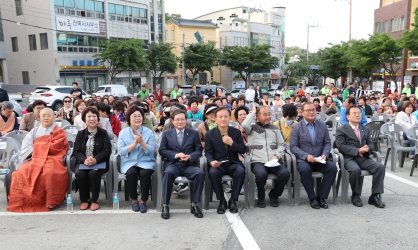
[
  {"xmin": 386, "ymin": 172, "xmax": 418, "ymax": 188},
  {"xmin": 0, "ymin": 209, "xmax": 217, "ymax": 216},
  {"xmin": 224, "ymin": 194, "xmax": 261, "ymax": 250}
]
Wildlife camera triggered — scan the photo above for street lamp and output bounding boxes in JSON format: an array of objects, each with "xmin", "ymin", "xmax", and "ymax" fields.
[
  {"xmin": 336, "ymin": 0, "xmax": 353, "ymax": 85},
  {"xmin": 306, "ymin": 19, "xmax": 320, "ymax": 62}
]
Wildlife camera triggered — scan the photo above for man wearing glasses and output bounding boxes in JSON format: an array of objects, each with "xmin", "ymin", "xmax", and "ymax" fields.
[
  {"xmin": 290, "ymin": 102, "xmax": 337, "ymax": 209},
  {"xmin": 159, "ymin": 109, "xmax": 205, "ymax": 219},
  {"xmin": 20, "ymin": 100, "xmax": 47, "ymax": 131}
]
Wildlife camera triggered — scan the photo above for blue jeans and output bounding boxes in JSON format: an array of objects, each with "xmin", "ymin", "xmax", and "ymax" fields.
[{"xmin": 403, "ymin": 132, "xmax": 415, "ymax": 157}]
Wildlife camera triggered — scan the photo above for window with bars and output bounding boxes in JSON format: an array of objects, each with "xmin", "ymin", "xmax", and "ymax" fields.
[
  {"xmin": 28, "ymin": 34, "xmax": 37, "ymax": 51},
  {"xmin": 22, "ymin": 71, "xmax": 30, "ymax": 85},
  {"xmin": 15, "ymin": 0, "xmax": 23, "ymax": 16},
  {"xmin": 40, "ymin": 33, "xmax": 48, "ymax": 50},
  {"xmin": 11, "ymin": 37, "xmax": 18, "ymax": 52}
]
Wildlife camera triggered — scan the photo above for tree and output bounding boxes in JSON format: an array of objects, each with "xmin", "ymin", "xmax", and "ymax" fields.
[
  {"xmin": 93, "ymin": 39, "xmax": 150, "ymax": 92},
  {"xmin": 401, "ymin": 7, "xmax": 418, "ymax": 55},
  {"xmin": 284, "ymin": 59, "xmax": 310, "ymax": 86},
  {"xmin": 183, "ymin": 40, "xmax": 221, "ymax": 84},
  {"xmin": 345, "ymin": 39, "xmax": 375, "ymax": 83},
  {"xmin": 221, "ymin": 43, "xmax": 279, "ymax": 88},
  {"xmin": 146, "ymin": 42, "xmax": 178, "ymax": 86},
  {"xmin": 355, "ymin": 33, "xmax": 403, "ymax": 84},
  {"xmin": 165, "ymin": 13, "xmax": 182, "ymax": 23}
]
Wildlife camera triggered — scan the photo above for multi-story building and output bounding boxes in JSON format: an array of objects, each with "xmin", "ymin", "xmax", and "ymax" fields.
[
  {"xmin": 0, "ymin": 8, "xmax": 6, "ymax": 85},
  {"xmin": 165, "ymin": 17, "xmax": 218, "ymax": 88},
  {"xmin": 1, "ymin": 0, "xmax": 165, "ymax": 93},
  {"xmin": 373, "ymin": 0, "xmax": 418, "ymax": 90},
  {"xmin": 194, "ymin": 5, "xmax": 286, "ymax": 90}
]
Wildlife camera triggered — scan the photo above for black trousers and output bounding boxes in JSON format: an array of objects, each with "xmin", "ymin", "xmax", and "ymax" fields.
[
  {"xmin": 345, "ymin": 157, "xmax": 385, "ymax": 195},
  {"xmin": 251, "ymin": 162, "xmax": 290, "ymax": 199},
  {"xmin": 209, "ymin": 162, "xmax": 245, "ymax": 201},
  {"xmin": 125, "ymin": 166, "xmax": 154, "ymax": 201},
  {"xmin": 76, "ymin": 169, "xmax": 107, "ymax": 202},
  {"xmin": 162, "ymin": 163, "xmax": 205, "ymax": 204}
]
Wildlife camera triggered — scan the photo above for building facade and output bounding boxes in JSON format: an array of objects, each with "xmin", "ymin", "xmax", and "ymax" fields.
[
  {"xmin": 374, "ymin": 0, "xmax": 418, "ymax": 90},
  {"xmin": 165, "ymin": 17, "xmax": 218, "ymax": 88},
  {"xmin": 194, "ymin": 5, "xmax": 286, "ymax": 90},
  {"xmin": 1, "ymin": 0, "xmax": 165, "ymax": 93},
  {"xmin": 0, "ymin": 8, "xmax": 7, "ymax": 85}
]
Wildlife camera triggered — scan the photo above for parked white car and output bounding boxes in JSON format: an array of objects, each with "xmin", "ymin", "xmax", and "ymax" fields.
[
  {"xmin": 93, "ymin": 85, "xmax": 129, "ymax": 98},
  {"xmin": 29, "ymin": 86, "xmax": 90, "ymax": 111},
  {"xmin": 230, "ymin": 89, "xmax": 245, "ymax": 98},
  {"xmin": 305, "ymin": 86, "xmax": 319, "ymax": 96}
]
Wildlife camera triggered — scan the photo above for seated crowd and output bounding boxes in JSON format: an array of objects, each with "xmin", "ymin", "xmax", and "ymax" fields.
[{"xmin": 4, "ymin": 82, "xmax": 400, "ymax": 219}]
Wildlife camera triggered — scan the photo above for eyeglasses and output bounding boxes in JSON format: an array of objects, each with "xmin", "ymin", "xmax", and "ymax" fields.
[
  {"xmin": 303, "ymin": 109, "xmax": 316, "ymax": 113},
  {"xmin": 174, "ymin": 118, "xmax": 186, "ymax": 122},
  {"xmin": 131, "ymin": 115, "xmax": 142, "ymax": 119},
  {"xmin": 350, "ymin": 112, "xmax": 361, "ymax": 115},
  {"xmin": 64, "ymin": 100, "xmax": 72, "ymax": 103}
]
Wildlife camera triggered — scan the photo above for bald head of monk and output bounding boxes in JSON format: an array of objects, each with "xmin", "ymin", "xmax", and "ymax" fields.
[{"xmin": 40, "ymin": 108, "xmax": 55, "ymax": 128}]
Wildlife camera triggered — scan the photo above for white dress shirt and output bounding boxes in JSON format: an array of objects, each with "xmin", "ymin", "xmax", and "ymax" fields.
[{"xmin": 246, "ymin": 88, "xmax": 255, "ymax": 102}]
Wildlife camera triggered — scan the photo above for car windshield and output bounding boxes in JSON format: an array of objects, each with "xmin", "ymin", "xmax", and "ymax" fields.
[{"xmin": 95, "ymin": 87, "xmax": 105, "ymax": 93}]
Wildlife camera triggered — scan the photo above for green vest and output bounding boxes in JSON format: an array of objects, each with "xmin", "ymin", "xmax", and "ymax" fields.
[
  {"xmin": 402, "ymin": 87, "xmax": 411, "ymax": 97},
  {"xmin": 170, "ymin": 89, "xmax": 182, "ymax": 98}
]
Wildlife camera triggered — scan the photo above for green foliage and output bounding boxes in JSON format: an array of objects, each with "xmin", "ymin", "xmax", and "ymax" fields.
[
  {"xmin": 165, "ymin": 13, "xmax": 182, "ymax": 23},
  {"xmin": 221, "ymin": 43, "xmax": 279, "ymax": 87},
  {"xmin": 183, "ymin": 41, "xmax": 221, "ymax": 81},
  {"xmin": 147, "ymin": 42, "xmax": 178, "ymax": 79},
  {"xmin": 401, "ymin": 7, "xmax": 418, "ymax": 55},
  {"xmin": 93, "ymin": 38, "xmax": 150, "ymax": 83},
  {"xmin": 284, "ymin": 58, "xmax": 309, "ymax": 86},
  {"xmin": 286, "ymin": 46, "xmax": 307, "ymax": 58}
]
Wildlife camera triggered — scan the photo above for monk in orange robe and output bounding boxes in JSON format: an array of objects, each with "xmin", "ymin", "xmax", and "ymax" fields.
[{"xmin": 7, "ymin": 108, "xmax": 69, "ymax": 212}]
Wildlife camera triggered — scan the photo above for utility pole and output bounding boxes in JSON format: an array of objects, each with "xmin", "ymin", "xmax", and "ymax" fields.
[{"xmin": 182, "ymin": 33, "xmax": 186, "ymax": 85}]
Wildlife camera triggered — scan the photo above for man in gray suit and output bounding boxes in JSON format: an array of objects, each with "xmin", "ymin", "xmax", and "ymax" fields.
[
  {"xmin": 290, "ymin": 102, "xmax": 338, "ymax": 209},
  {"xmin": 335, "ymin": 105, "xmax": 385, "ymax": 208}
]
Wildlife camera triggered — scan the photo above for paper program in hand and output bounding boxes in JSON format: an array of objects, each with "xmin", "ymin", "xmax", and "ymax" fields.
[{"xmin": 265, "ymin": 159, "xmax": 280, "ymax": 167}]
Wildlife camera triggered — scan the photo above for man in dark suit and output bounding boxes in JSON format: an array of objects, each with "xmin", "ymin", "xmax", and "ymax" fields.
[
  {"xmin": 290, "ymin": 102, "xmax": 338, "ymax": 209},
  {"xmin": 205, "ymin": 107, "xmax": 247, "ymax": 214},
  {"xmin": 203, "ymin": 84, "xmax": 214, "ymax": 98},
  {"xmin": 189, "ymin": 85, "xmax": 200, "ymax": 97},
  {"xmin": 0, "ymin": 87, "xmax": 9, "ymax": 103},
  {"xmin": 335, "ymin": 105, "xmax": 385, "ymax": 208},
  {"xmin": 159, "ymin": 109, "xmax": 205, "ymax": 219}
]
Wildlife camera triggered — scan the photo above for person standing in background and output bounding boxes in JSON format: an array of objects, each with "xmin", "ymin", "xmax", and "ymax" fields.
[{"xmin": 153, "ymin": 84, "xmax": 164, "ymax": 104}]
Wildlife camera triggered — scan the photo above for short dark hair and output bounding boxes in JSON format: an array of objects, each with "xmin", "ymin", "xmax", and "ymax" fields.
[
  {"xmin": 403, "ymin": 96, "xmax": 410, "ymax": 101},
  {"xmin": 346, "ymin": 105, "xmax": 360, "ymax": 116},
  {"xmin": 97, "ymin": 103, "xmax": 111, "ymax": 115},
  {"xmin": 112, "ymin": 100, "xmax": 125, "ymax": 112},
  {"xmin": 236, "ymin": 96, "xmax": 246, "ymax": 105},
  {"xmin": 370, "ymin": 97, "xmax": 376, "ymax": 101},
  {"xmin": 63, "ymin": 96, "xmax": 72, "ymax": 102},
  {"xmin": 82, "ymin": 106, "xmax": 100, "ymax": 123},
  {"xmin": 170, "ymin": 109, "xmax": 186, "ymax": 120},
  {"xmin": 213, "ymin": 97, "xmax": 221, "ymax": 103},
  {"xmin": 301, "ymin": 102, "xmax": 315, "ymax": 111},
  {"xmin": 32, "ymin": 100, "xmax": 47, "ymax": 108},
  {"xmin": 215, "ymin": 107, "xmax": 231, "ymax": 117},
  {"xmin": 300, "ymin": 97, "xmax": 308, "ymax": 103},
  {"xmin": 358, "ymin": 96, "xmax": 367, "ymax": 103},
  {"xmin": 163, "ymin": 94, "xmax": 170, "ymax": 98},
  {"xmin": 346, "ymin": 97, "xmax": 356, "ymax": 105},
  {"xmin": 233, "ymin": 105, "xmax": 249, "ymax": 120},
  {"xmin": 188, "ymin": 98, "xmax": 199, "ymax": 106},
  {"xmin": 125, "ymin": 105, "xmax": 145, "ymax": 126},
  {"xmin": 282, "ymin": 104, "xmax": 297, "ymax": 118},
  {"xmin": 72, "ymin": 82, "xmax": 78, "ymax": 86},
  {"xmin": 313, "ymin": 98, "xmax": 320, "ymax": 103}
]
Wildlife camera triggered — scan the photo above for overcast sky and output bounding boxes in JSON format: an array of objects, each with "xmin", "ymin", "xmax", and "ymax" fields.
[{"xmin": 165, "ymin": 0, "xmax": 380, "ymax": 52}]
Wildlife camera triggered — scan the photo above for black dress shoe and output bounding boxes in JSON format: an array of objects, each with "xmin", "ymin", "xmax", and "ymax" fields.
[
  {"xmin": 317, "ymin": 197, "xmax": 328, "ymax": 209},
  {"xmin": 191, "ymin": 205, "xmax": 203, "ymax": 218},
  {"xmin": 217, "ymin": 199, "xmax": 227, "ymax": 214},
  {"xmin": 161, "ymin": 206, "xmax": 170, "ymax": 219},
  {"xmin": 368, "ymin": 195, "xmax": 385, "ymax": 208},
  {"xmin": 228, "ymin": 199, "xmax": 238, "ymax": 213},
  {"xmin": 310, "ymin": 199, "xmax": 320, "ymax": 209},
  {"xmin": 351, "ymin": 195, "xmax": 363, "ymax": 207},
  {"xmin": 257, "ymin": 199, "xmax": 266, "ymax": 208},
  {"xmin": 268, "ymin": 191, "xmax": 280, "ymax": 207}
]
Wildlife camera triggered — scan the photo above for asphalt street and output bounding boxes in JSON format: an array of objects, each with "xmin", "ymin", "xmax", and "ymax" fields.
[{"xmin": 1, "ymin": 98, "xmax": 417, "ymax": 250}]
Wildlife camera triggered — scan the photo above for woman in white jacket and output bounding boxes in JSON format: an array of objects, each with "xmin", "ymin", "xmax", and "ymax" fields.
[{"xmin": 395, "ymin": 101, "xmax": 417, "ymax": 160}]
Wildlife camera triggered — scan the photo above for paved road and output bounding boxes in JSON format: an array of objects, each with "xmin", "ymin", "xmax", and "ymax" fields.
[
  {"xmin": 4, "ymin": 97, "xmax": 418, "ymax": 249},
  {"xmin": 1, "ymin": 142, "xmax": 418, "ymax": 249}
]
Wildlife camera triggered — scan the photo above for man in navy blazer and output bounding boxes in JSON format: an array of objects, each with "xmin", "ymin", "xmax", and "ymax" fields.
[
  {"xmin": 189, "ymin": 85, "xmax": 200, "ymax": 97},
  {"xmin": 335, "ymin": 105, "xmax": 385, "ymax": 208},
  {"xmin": 290, "ymin": 102, "xmax": 337, "ymax": 209},
  {"xmin": 205, "ymin": 107, "xmax": 247, "ymax": 214},
  {"xmin": 159, "ymin": 109, "xmax": 205, "ymax": 219}
]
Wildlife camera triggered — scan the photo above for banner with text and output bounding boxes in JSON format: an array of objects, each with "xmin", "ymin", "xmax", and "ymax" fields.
[{"xmin": 56, "ymin": 16, "xmax": 106, "ymax": 34}]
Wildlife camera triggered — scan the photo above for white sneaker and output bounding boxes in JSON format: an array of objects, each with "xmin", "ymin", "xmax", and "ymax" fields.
[{"xmin": 177, "ymin": 185, "xmax": 189, "ymax": 195}]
